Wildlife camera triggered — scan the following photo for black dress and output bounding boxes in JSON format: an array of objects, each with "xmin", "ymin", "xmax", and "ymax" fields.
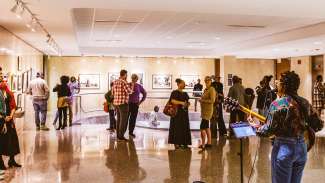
[
  {"xmin": 168, "ymin": 90, "xmax": 192, "ymax": 145},
  {"xmin": 0, "ymin": 93, "xmax": 20, "ymax": 156}
]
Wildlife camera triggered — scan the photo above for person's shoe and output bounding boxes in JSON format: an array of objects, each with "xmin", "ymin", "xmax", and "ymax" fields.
[
  {"xmin": 129, "ymin": 133, "xmax": 136, "ymax": 138},
  {"xmin": 40, "ymin": 125, "xmax": 50, "ymax": 131},
  {"xmin": 36, "ymin": 126, "xmax": 40, "ymax": 131},
  {"xmin": 8, "ymin": 160, "xmax": 22, "ymax": 168},
  {"xmin": 0, "ymin": 170, "xmax": 5, "ymax": 175},
  {"xmin": 205, "ymin": 144, "xmax": 212, "ymax": 149},
  {"xmin": 198, "ymin": 145, "xmax": 204, "ymax": 149}
]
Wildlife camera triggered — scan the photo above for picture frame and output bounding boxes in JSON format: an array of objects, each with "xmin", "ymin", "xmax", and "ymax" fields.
[
  {"xmin": 108, "ymin": 72, "xmax": 120, "ymax": 89},
  {"xmin": 180, "ymin": 75, "xmax": 200, "ymax": 89},
  {"xmin": 131, "ymin": 73, "xmax": 144, "ymax": 85},
  {"xmin": 17, "ymin": 74, "xmax": 22, "ymax": 91},
  {"xmin": 10, "ymin": 74, "xmax": 17, "ymax": 92},
  {"xmin": 152, "ymin": 74, "xmax": 172, "ymax": 89},
  {"xmin": 17, "ymin": 56, "xmax": 22, "ymax": 71},
  {"xmin": 16, "ymin": 94, "xmax": 22, "ymax": 109},
  {"xmin": 22, "ymin": 71, "xmax": 29, "ymax": 93},
  {"xmin": 227, "ymin": 74, "xmax": 233, "ymax": 86},
  {"xmin": 79, "ymin": 74, "xmax": 100, "ymax": 89}
]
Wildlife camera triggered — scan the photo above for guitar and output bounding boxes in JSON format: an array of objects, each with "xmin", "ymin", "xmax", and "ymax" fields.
[{"xmin": 224, "ymin": 97, "xmax": 315, "ymax": 152}]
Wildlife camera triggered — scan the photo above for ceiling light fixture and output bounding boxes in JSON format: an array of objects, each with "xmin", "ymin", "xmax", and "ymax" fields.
[
  {"xmin": 214, "ymin": 37, "xmax": 221, "ymax": 40},
  {"xmin": 314, "ymin": 41, "xmax": 323, "ymax": 45},
  {"xmin": 10, "ymin": 0, "xmax": 62, "ymax": 56}
]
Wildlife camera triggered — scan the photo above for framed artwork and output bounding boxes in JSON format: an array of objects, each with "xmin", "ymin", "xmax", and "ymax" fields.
[
  {"xmin": 152, "ymin": 74, "xmax": 172, "ymax": 89},
  {"xmin": 79, "ymin": 74, "xmax": 100, "ymax": 89},
  {"xmin": 17, "ymin": 56, "xmax": 22, "ymax": 71},
  {"xmin": 17, "ymin": 74, "xmax": 22, "ymax": 91},
  {"xmin": 131, "ymin": 73, "xmax": 144, "ymax": 85},
  {"xmin": 227, "ymin": 74, "xmax": 233, "ymax": 86},
  {"xmin": 181, "ymin": 75, "xmax": 199, "ymax": 89},
  {"xmin": 10, "ymin": 74, "xmax": 17, "ymax": 92},
  {"xmin": 16, "ymin": 94, "xmax": 22, "ymax": 109},
  {"xmin": 108, "ymin": 72, "xmax": 120, "ymax": 89},
  {"xmin": 22, "ymin": 71, "xmax": 29, "ymax": 93},
  {"xmin": 28, "ymin": 68, "xmax": 33, "ymax": 81}
]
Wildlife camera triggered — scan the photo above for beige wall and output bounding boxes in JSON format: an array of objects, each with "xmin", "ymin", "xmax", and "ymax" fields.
[
  {"xmin": 0, "ymin": 26, "xmax": 43, "ymax": 131},
  {"xmin": 47, "ymin": 56, "xmax": 216, "ymax": 111},
  {"xmin": 290, "ymin": 56, "xmax": 312, "ymax": 102},
  {"xmin": 220, "ymin": 56, "xmax": 275, "ymax": 95}
]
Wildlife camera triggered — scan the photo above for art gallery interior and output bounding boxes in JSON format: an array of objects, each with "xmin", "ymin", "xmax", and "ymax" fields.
[{"xmin": 1, "ymin": 0, "xmax": 325, "ymax": 183}]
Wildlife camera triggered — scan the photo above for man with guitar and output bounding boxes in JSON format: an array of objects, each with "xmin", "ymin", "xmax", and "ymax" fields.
[{"xmin": 225, "ymin": 71, "xmax": 323, "ymax": 183}]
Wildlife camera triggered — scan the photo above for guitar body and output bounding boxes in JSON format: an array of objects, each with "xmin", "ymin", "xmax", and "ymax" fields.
[{"xmin": 224, "ymin": 97, "xmax": 316, "ymax": 152}]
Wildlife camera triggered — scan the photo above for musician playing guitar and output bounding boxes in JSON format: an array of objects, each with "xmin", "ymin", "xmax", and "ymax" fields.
[{"xmin": 225, "ymin": 71, "xmax": 323, "ymax": 183}]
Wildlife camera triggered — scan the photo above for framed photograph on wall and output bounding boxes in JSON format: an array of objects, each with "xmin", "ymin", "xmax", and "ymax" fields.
[
  {"xmin": 227, "ymin": 74, "xmax": 233, "ymax": 86},
  {"xmin": 79, "ymin": 74, "xmax": 100, "ymax": 89},
  {"xmin": 152, "ymin": 74, "xmax": 172, "ymax": 89},
  {"xmin": 17, "ymin": 56, "xmax": 22, "ymax": 71},
  {"xmin": 16, "ymin": 94, "xmax": 22, "ymax": 109},
  {"xmin": 22, "ymin": 71, "xmax": 29, "ymax": 93},
  {"xmin": 131, "ymin": 73, "xmax": 144, "ymax": 85},
  {"xmin": 17, "ymin": 74, "xmax": 22, "ymax": 91},
  {"xmin": 11, "ymin": 74, "xmax": 17, "ymax": 92},
  {"xmin": 108, "ymin": 72, "xmax": 120, "ymax": 89},
  {"xmin": 180, "ymin": 75, "xmax": 199, "ymax": 89}
]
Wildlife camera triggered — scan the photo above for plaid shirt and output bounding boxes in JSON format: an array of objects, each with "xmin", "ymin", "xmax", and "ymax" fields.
[
  {"xmin": 313, "ymin": 82, "xmax": 324, "ymax": 109},
  {"xmin": 112, "ymin": 79, "xmax": 133, "ymax": 106}
]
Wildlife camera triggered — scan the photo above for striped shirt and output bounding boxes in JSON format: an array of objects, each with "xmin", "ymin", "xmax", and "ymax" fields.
[{"xmin": 112, "ymin": 79, "xmax": 133, "ymax": 106}]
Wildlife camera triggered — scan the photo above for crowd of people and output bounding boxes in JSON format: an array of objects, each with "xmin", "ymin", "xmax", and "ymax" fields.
[{"xmin": 1, "ymin": 65, "xmax": 324, "ymax": 183}]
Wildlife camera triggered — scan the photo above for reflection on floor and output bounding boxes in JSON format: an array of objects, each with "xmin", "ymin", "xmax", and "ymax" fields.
[{"xmin": 1, "ymin": 124, "xmax": 325, "ymax": 183}]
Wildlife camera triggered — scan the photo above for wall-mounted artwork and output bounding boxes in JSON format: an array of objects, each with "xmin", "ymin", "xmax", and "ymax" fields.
[
  {"xmin": 152, "ymin": 74, "xmax": 172, "ymax": 89},
  {"xmin": 17, "ymin": 56, "xmax": 22, "ymax": 71},
  {"xmin": 227, "ymin": 74, "xmax": 233, "ymax": 86},
  {"xmin": 181, "ymin": 75, "xmax": 199, "ymax": 89},
  {"xmin": 108, "ymin": 73, "xmax": 120, "ymax": 89},
  {"xmin": 16, "ymin": 94, "xmax": 22, "ymax": 109},
  {"xmin": 131, "ymin": 73, "xmax": 144, "ymax": 85},
  {"xmin": 17, "ymin": 74, "xmax": 22, "ymax": 91},
  {"xmin": 79, "ymin": 74, "xmax": 100, "ymax": 89},
  {"xmin": 22, "ymin": 71, "xmax": 29, "ymax": 93},
  {"xmin": 10, "ymin": 75, "xmax": 17, "ymax": 92}
]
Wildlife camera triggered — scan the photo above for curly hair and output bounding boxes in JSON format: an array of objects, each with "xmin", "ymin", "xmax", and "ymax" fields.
[{"xmin": 280, "ymin": 71, "xmax": 300, "ymax": 95}]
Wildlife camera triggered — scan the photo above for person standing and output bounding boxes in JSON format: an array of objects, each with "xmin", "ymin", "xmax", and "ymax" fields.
[
  {"xmin": 0, "ymin": 74, "xmax": 21, "ymax": 171},
  {"xmin": 199, "ymin": 76, "xmax": 216, "ymax": 149},
  {"xmin": 193, "ymin": 79, "xmax": 203, "ymax": 112},
  {"xmin": 27, "ymin": 72, "xmax": 50, "ymax": 131},
  {"xmin": 168, "ymin": 79, "xmax": 192, "ymax": 149},
  {"xmin": 112, "ymin": 70, "xmax": 133, "ymax": 141},
  {"xmin": 227, "ymin": 75, "xmax": 247, "ymax": 136},
  {"xmin": 211, "ymin": 76, "xmax": 227, "ymax": 137},
  {"xmin": 53, "ymin": 76, "xmax": 71, "ymax": 130},
  {"xmin": 313, "ymin": 75, "xmax": 324, "ymax": 115},
  {"xmin": 105, "ymin": 82, "xmax": 116, "ymax": 132},
  {"xmin": 128, "ymin": 74, "xmax": 147, "ymax": 138},
  {"xmin": 258, "ymin": 71, "xmax": 320, "ymax": 183},
  {"xmin": 67, "ymin": 76, "xmax": 80, "ymax": 126}
]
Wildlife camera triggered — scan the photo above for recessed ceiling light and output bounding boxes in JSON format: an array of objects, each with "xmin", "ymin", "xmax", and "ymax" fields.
[
  {"xmin": 166, "ymin": 36, "xmax": 173, "ymax": 39},
  {"xmin": 214, "ymin": 37, "xmax": 221, "ymax": 40},
  {"xmin": 272, "ymin": 48, "xmax": 280, "ymax": 52},
  {"xmin": 314, "ymin": 41, "xmax": 323, "ymax": 45}
]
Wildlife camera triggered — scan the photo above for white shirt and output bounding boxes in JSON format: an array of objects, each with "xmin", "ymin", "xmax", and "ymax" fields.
[{"xmin": 27, "ymin": 77, "xmax": 49, "ymax": 100}]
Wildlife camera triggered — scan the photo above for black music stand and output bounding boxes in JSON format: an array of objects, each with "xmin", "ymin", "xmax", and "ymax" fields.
[{"xmin": 230, "ymin": 122, "xmax": 256, "ymax": 183}]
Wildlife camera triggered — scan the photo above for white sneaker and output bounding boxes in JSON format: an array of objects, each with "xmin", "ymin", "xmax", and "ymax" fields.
[{"xmin": 0, "ymin": 170, "xmax": 5, "ymax": 175}]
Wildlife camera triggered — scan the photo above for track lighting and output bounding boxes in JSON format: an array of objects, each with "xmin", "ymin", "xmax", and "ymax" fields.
[{"xmin": 10, "ymin": 0, "xmax": 62, "ymax": 56}]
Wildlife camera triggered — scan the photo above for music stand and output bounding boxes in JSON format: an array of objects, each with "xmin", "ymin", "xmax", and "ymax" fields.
[{"xmin": 230, "ymin": 122, "xmax": 256, "ymax": 183}]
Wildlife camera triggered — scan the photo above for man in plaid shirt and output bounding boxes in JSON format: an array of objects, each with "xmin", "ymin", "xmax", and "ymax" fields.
[
  {"xmin": 112, "ymin": 70, "xmax": 133, "ymax": 141},
  {"xmin": 313, "ymin": 75, "xmax": 324, "ymax": 115}
]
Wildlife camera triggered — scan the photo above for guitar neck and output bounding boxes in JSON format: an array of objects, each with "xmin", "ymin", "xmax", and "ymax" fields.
[{"xmin": 238, "ymin": 105, "xmax": 266, "ymax": 123}]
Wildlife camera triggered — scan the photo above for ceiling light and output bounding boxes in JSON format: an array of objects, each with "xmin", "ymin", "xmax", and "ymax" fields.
[
  {"xmin": 272, "ymin": 48, "xmax": 280, "ymax": 52},
  {"xmin": 314, "ymin": 41, "xmax": 323, "ymax": 45},
  {"xmin": 214, "ymin": 37, "xmax": 221, "ymax": 40},
  {"xmin": 166, "ymin": 36, "xmax": 173, "ymax": 39}
]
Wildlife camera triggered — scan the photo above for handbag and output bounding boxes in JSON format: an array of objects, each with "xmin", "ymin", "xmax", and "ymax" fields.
[
  {"xmin": 163, "ymin": 100, "xmax": 178, "ymax": 117},
  {"xmin": 57, "ymin": 97, "xmax": 69, "ymax": 108},
  {"xmin": 103, "ymin": 101, "xmax": 109, "ymax": 113}
]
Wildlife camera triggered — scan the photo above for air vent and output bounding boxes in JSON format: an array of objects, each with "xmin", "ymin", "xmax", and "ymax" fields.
[
  {"xmin": 95, "ymin": 20, "xmax": 141, "ymax": 24},
  {"xmin": 227, "ymin": 25, "xmax": 266, "ymax": 28}
]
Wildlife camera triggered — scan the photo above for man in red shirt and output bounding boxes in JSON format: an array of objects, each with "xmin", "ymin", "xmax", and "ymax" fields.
[{"xmin": 112, "ymin": 70, "xmax": 133, "ymax": 141}]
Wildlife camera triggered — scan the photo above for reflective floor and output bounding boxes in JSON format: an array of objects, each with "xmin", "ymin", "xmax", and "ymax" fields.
[{"xmin": 1, "ymin": 124, "xmax": 325, "ymax": 183}]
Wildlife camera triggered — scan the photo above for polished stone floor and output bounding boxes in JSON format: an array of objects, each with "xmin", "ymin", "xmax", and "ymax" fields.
[{"xmin": 1, "ymin": 124, "xmax": 325, "ymax": 183}]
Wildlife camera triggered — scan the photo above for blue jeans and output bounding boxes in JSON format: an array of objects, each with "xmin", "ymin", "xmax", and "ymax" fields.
[
  {"xmin": 33, "ymin": 99, "xmax": 48, "ymax": 127},
  {"xmin": 272, "ymin": 136, "xmax": 307, "ymax": 183}
]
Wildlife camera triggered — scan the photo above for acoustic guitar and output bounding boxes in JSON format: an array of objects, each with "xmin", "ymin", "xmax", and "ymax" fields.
[{"xmin": 224, "ymin": 97, "xmax": 315, "ymax": 152}]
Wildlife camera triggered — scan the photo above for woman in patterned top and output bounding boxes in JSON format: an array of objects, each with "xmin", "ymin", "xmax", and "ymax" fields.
[
  {"xmin": 258, "ymin": 71, "xmax": 320, "ymax": 183},
  {"xmin": 312, "ymin": 75, "xmax": 324, "ymax": 115}
]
